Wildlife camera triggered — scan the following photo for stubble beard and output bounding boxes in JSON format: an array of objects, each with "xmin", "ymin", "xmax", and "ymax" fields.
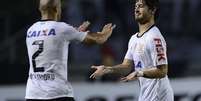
[{"xmin": 135, "ymin": 14, "xmax": 150, "ymax": 25}]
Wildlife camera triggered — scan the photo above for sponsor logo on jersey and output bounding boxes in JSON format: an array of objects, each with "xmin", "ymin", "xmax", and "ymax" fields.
[
  {"xmin": 154, "ymin": 38, "xmax": 166, "ymax": 61},
  {"xmin": 132, "ymin": 43, "xmax": 144, "ymax": 53},
  {"xmin": 27, "ymin": 29, "xmax": 56, "ymax": 38}
]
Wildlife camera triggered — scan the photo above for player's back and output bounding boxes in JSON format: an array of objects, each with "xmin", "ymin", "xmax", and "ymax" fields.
[
  {"xmin": 25, "ymin": 20, "xmax": 86, "ymax": 99},
  {"xmin": 26, "ymin": 20, "xmax": 69, "ymax": 80}
]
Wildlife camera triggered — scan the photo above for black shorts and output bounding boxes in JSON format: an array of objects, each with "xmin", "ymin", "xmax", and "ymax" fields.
[{"xmin": 26, "ymin": 97, "xmax": 75, "ymax": 101}]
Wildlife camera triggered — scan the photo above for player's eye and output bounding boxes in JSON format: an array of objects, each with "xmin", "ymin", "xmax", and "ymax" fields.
[
  {"xmin": 135, "ymin": 4, "xmax": 138, "ymax": 9},
  {"xmin": 139, "ymin": 4, "xmax": 144, "ymax": 8},
  {"xmin": 135, "ymin": 3, "xmax": 144, "ymax": 9}
]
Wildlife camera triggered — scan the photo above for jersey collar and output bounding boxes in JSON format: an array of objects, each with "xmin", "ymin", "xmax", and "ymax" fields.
[{"xmin": 137, "ymin": 24, "xmax": 155, "ymax": 38}]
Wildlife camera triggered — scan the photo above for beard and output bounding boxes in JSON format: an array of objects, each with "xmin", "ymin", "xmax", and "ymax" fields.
[{"xmin": 135, "ymin": 13, "xmax": 151, "ymax": 24}]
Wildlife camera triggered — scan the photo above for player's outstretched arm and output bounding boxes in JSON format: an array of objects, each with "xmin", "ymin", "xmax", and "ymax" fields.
[
  {"xmin": 121, "ymin": 64, "xmax": 168, "ymax": 82},
  {"xmin": 83, "ymin": 23, "xmax": 116, "ymax": 45},
  {"xmin": 90, "ymin": 59, "xmax": 133, "ymax": 79}
]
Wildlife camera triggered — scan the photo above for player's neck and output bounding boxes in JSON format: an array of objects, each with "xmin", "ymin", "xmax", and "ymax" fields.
[
  {"xmin": 138, "ymin": 20, "xmax": 155, "ymax": 36},
  {"xmin": 41, "ymin": 13, "xmax": 57, "ymax": 21}
]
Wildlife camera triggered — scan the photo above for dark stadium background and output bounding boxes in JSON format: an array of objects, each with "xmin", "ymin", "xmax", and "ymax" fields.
[{"xmin": 0, "ymin": 0, "xmax": 201, "ymax": 101}]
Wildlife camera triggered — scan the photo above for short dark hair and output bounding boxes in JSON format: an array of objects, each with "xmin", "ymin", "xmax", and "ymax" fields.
[{"xmin": 144, "ymin": 0, "xmax": 160, "ymax": 19}]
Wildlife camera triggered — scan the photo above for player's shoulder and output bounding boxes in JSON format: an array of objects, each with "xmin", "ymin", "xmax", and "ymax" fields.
[
  {"xmin": 150, "ymin": 26, "xmax": 166, "ymax": 39},
  {"xmin": 27, "ymin": 22, "xmax": 40, "ymax": 32},
  {"xmin": 147, "ymin": 26, "xmax": 166, "ymax": 43},
  {"xmin": 128, "ymin": 33, "xmax": 138, "ymax": 45},
  {"xmin": 145, "ymin": 26, "xmax": 164, "ymax": 40},
  {"xmin": 148, "ymin": 26, "xmax": 162, "ymax": 36},
  {"xmin": 57, "ymin": 22, "xmax": 69, "ymax": 27},
  {"xmin": 56, "ymin": 22, "xmax": 71, "ymax": 27},
  {"xmin": 130, "ymin": 33, "xmax": 138, "ymax": 39},
  {"xmin": 57, "ymin": 22, "xmax": 75, "ymax": 30},
  {"xmin": 128, "ymin": 33, "xmax": 137, "ymax": 42},
  {"xmin": 48, "ymin": 21, "xmax": 69, "ymax": 28}
]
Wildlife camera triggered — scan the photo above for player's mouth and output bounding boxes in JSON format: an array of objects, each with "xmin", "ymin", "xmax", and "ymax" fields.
[{"xmin": 135, "ymin": 10, "xmax": 141, "ymax": 16}]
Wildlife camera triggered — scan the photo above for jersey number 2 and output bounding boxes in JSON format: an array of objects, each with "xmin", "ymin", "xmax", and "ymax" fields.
[{"xmin": 32, "ymin": 40, "xmax": 45, "ymax": 72}]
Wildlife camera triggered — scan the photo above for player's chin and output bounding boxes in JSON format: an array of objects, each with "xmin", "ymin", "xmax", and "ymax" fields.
[
  {"xmin": 135, "ymin": 16, "xmax": 141, "ymax": 21},
  {"xmin": 135, "ymin": 17, "xmax": 146, "ymax": 24},
  {"xmin": 135, "ymin": 17, "xmax": 141, "ymax": 22}
]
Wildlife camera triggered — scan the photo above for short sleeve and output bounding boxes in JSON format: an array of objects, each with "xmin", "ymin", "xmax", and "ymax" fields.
[
  {"xmin": 62, "ymin": 23, "xmax": 87, "ymax": 42},
  {"xmin": 124, "ymin": 48, "xmax": 133, "ymax": 60},
  {"xmin": 124, "ymin": 37, "xmax": 133, "ymax": 60},
  {"xmin": 149, "ymin": 35, "xmax": 168, "ymax": 66}
]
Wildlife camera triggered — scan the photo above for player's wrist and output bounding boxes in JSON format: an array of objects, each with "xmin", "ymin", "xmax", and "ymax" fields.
[{"xmin": 136, "ymin": 71, "xmax": 144, "ymax": 77}]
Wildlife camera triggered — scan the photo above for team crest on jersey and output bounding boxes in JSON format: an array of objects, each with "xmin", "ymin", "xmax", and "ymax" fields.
[
  {"xmin": 133, "ymin": 43, "xmax": 145, "ymax": 53},
  {"xmin": 27, "ymin": 28, "xmax": 56, "ymax": 38}
]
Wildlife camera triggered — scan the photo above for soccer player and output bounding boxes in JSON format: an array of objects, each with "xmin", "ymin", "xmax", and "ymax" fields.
[
  {"xmin": 25, "ymin": 0, "xmax": 115, "ymax": 101},
  {"xmin": 90, "ymin": 0, "xmax": 174, "ymax": 101}
]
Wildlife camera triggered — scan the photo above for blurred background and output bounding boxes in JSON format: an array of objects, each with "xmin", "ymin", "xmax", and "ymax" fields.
[{"xmin": 0, "ymin": 0, "xmax": 201, "ymax": 101}]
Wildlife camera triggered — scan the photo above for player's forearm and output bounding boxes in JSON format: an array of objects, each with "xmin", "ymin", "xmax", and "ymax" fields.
[
  {"xmin": 105, "ymin": 64, "xmax": 132, "ymax": 76},
  {"xmin": 83, "ymin": 32, "xmax": 109, "ymax": 45},
  {"xmin": 139, "ymin": 64, "xmax": 168, "ymax": 79}
]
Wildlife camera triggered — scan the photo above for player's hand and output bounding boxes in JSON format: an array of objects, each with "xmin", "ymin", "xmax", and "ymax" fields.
[
  {"xmin": 78, "ymin": 21, "xmax": 90, "ymax": 32},
  {"xmin": 90, "ymin": 65, "xmax": 106, "ymax": 79},
  {"xmin": 120, "ymin": 72, "xmax": 138, "ymax": 82},
  {"xmin": 101, "ymin": 23, "xmax": 116, "ymax": 35},
  {"xmin": 99, "ymin": 23, "xmax": 116, "ymax": 40}
]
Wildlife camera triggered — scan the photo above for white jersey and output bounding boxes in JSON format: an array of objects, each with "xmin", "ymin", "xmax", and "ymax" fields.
[
  {"xmin": 25, "ymin": 20, "xmax": 87, "ymax": 99},
  {"xmin": 125, "ymin": 26, "xmax": 174, "ymax": 101}
]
